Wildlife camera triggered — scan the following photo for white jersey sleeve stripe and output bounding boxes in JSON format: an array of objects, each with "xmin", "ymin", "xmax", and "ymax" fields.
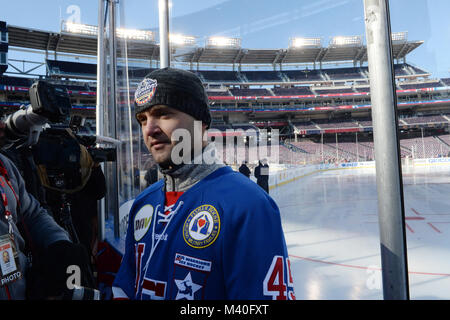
[{"xmin": 112, "ymin": 286, "xmax": 130, "ymax": 300}]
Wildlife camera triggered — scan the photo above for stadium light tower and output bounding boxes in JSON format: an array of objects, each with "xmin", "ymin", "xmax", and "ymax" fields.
[
  {"xmin": 169, "ymin": 33, "xmax": 196, "ymax": 47},
  {"xmin": 62, "ymin": 20, "xmax": 154, "ymax": 42},
  {"xmin": 330, "ymin": 35, "xmax": 363, "ymax": 47},
  {"xmin": 289, "ymin": 37, "xmax": 322, "ymax": 49},
  {"xmin": 116, "ymin": 28, "xmax": 155, "ymax": 42},
  {"xmin": 62, "ymin": 20, "xmax": 98, "ymax": 37},
  {"xmin": 391, "ymin": 31, "xmax": 408, "ymax": 43},
  {"xmin": 206, "ymin": 36, "xmax": 241, "ymax": 49}
]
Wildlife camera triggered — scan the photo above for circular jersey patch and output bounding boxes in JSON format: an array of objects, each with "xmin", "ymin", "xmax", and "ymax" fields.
[
  {"xmin": 134, "ymin": 204, "xmax": 154, "ymax": 241},
  {"xmin": 135, "ymin": 78, "xmax": 157, "ymax": 106},
  {"xmin": 183, "ymin": 205, "xmax": 220, "ymax": 249}
]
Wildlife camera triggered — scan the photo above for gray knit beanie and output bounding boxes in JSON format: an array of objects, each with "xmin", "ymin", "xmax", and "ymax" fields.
[{"xmin": 134, "ymin": 67, "xmax": 211, "ymax": 128}]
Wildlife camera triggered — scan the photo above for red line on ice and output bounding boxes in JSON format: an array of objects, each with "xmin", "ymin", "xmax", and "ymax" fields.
[
  {"xmin": 405, "ymin": 223, "xmax": 414, "ymax": 233},
  {"xmin": 427, "ymin": 223, "xmax": 442, "ymax": 233},
  {"xmin": 405, "ymin": 216, "xmax": 425, "ymax": 221},
  {"xmin": 289, "ymin": 254, "xmax": 450, "ymax": 277}
]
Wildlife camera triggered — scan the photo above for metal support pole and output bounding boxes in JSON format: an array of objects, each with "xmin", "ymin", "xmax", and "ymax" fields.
[
  {"xmin": 118, "ymin": 4, "xmax": 136, "ymax": 197},
  {"xmin": 364, "ymin": 0, "xmax": 409, "ymax": 300},
  {"xmin": 158, "ymin": 0, "xmax": 170, "ymax": 68},
  {"xmin": 108, "ymin": 0, "xmax": 120, "ymax": 238},
  {"xmin": 356, "ymin": 132, "xmax": 359, "ymax": 162},
  {"xmin": 321, "ymin": 133, "xmax": 324, "ymax": 163},
  {"xmin": 96, "ymin": 0, "xmax": 106, "ymax": 241},
  {"xmin": 421, "ymin": 127, "xmax": 425, "ymax": 158},
  {"xmin": 335, "ymin": 133, "xmax": 339, "ymax": 162}
]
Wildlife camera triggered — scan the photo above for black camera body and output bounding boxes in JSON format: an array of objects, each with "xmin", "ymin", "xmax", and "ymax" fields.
[
  {"xmin": 29, "ymin": 81, "xmax": 72, "ymax": 123},
  {"xmin": 75, "ymin": 133, "xmax": 117, "ymax": 163},
  {"xmin": 4, "ymin": 80, "xmax": 116, "ymax": 193},
  {"xmin": 5, "ymin": 81, "xmax": 71, "ymax": 146}
]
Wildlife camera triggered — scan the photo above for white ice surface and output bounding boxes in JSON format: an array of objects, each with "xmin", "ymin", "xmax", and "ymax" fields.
[{"xmin": 272, "ymin": 165, "xmax": 450, "ymax": 300}]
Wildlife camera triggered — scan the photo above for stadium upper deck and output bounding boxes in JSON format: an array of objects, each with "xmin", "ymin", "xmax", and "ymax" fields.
[
  {"xmin": 6, "ymin": 24, "xmax": 422, "ymax": 66},
  {"xmin": 0, "ymin": 21, "xmax": 449, "ymax": 137}
]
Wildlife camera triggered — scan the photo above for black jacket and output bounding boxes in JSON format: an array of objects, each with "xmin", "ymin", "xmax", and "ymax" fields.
[{"xmin": 238, "ymin": 164, "xmax": 251, "ymax": 178}]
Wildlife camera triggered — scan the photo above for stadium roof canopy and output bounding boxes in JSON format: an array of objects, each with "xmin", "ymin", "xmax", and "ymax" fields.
[{"xmin": 7, "ymin": 25, "xmax": 423, "ymax": 67}]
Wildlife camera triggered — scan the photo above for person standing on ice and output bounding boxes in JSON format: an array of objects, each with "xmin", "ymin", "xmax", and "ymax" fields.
[
  {"xmin": 255, "ymin": 158, "xmax": 270, "ymax": 194},
  {"xmin": 112, "ymin": 67, "xmax": 295, "ymax": 300},
  {"xmin": 238, "ymin": 161, "xmax": 251, "ymax": 178}
]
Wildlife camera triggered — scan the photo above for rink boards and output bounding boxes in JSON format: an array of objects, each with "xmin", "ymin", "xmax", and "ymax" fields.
[{"xmin": 268, "ymin": 157, "xmax": 450, "ymax": 191}]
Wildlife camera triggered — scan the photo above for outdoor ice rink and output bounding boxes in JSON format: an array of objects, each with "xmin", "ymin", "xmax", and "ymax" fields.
[{"xmin": 273, "ymin": 163, "xmax": 450, "ymax": 300}]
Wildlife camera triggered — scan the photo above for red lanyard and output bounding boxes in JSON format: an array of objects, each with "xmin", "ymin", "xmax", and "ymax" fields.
[
  {"xmin": 0, "ymin": 188, "xmax": 11, "ymax": 216},
  {"xmin": 0, "ymin": 158, "xmax": 19, "ymax": 210},
  {"xmin": 0, "ymin": 185, "xmax": 14, "ymax": 237},
  {"xmin": 0, "ymin": 186, "xmax": 13, "ymax": 236},
  {"xmin": 0, "ymin": 158, "xmax": 19, "ymax": 238}
]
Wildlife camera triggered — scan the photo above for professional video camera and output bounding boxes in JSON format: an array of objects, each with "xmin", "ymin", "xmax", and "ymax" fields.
[
  {"xmin": 4, "ymin": 80, "xmax": 71, "ymax": 147},
  {"xmin": 4, "ymin": 80, "xmax": 117, "ymax": 165}
]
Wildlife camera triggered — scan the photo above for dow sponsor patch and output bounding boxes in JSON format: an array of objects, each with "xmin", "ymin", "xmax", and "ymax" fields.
[
  {"xmin": 134, "ymin": 204, "xmax": 154, "ymax": 241},
  {"xmin": 183, "ymin": 205, "xmax": 220, "ymax": 249}
]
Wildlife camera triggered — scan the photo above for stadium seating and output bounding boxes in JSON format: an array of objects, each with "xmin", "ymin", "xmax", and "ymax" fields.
[
  {"xmin": 330, "ymin": 141, "xmax": 367, "ymax": 161},
  {"xmin": 354, "ymin": 87, "xmax": 370, "ymax": 93},
  {"xmin": 282, "ymin": 69, "xmax": 323, "ymax": 82},
  {"xmin": 46, "ymin": 59, "xmax": 97, "ymax": 79},
  {"xmin": 197, "ymin": 70, "xmax": 239, "ymax": 82},
  {"xmin": 408, "ymin": 65, "xmax": 429, "ymax": 75},
  {"xmin": 38, "ymin": 60, "xmax": 433, "ymax": 85},
  {"xmin": 290, "ymin": 140, "xmax": 337, "ymax": 160},
  {"xmin": 124, "ymin": 67, "xmax": 155, "ymax": 79},
  {"xmin": 279, "ymin": 134, "xmax": 450, "ymax": 164},
  {"xmin": 399, "ymin": 82, "xmax": 442, "ymax": 90},
  {"xmin": 400, "ymin": 136, "xmax": 447, "ymax": 159},
  {"xmin": 441, "ymin": 78, "xmax": 450, "ymax": 86},
  {"xmin": 0, "ymin": 75, "xmax": 32, "ymax": 87},
  {"xmin": 229, "ymin": 88, "xmax": 272, "ymax": 96},
  {"xmin": 393, "ymin": 64, "xmax": 409, "ymax": 76},
  {"xmin": 437, "ymin": 135, "xmax": 450, "ymax": 149},
  {"xmin": 207, "ymin": 90, "xmax": 231, "ymax": 96},
  {"xmin": 402, "ymin": 115, "xmax": 447, "ymax": 125},
  {"xmin": 314, "ymin": 119, "xmax": 359, "ymax": 129},
  {"xmin": 355, "ymin": 118, "xmax": 373, "ymax": 127},
  {"xmin": 314, "ymin": 88, "xmax": 356, "ymax": 95},
  {"xmin": 293, "ymin": 121, "xmax": 320, "ymax": 130},
  {"xmin": 325, "ymin": 67, "xmax": 365, "ymax": 80},
  {"xmin": 1, "ymin": 58, "xmax": 448, "ymax": 167},
  {"xmin": 272, "ymin": 86, "xmax": 313, "ymax": 95},
  {"xmin": 240, "ymin": 71, "xmax": 283, "ymax": 82}
]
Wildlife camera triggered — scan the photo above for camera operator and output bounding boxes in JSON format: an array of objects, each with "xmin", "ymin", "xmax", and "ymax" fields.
[
  {"xmin": 0, "ymin": 81, "xmax": 100, "ymax": 299},
  {"xmin": 34, "ymin": 127, "xmax": 106, "ymax": 267},
  {"xmin": 0, "ymin": 120, "xmax": 94, "ymax": 299}
]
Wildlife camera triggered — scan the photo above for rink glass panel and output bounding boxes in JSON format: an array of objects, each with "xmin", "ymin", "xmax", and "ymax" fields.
[{"xmin": 103, "ymin": 0, "xmax": 450, "ymax": 299}]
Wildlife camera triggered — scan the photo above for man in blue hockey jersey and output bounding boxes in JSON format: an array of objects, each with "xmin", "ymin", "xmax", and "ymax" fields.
[{"xmin": 112, "ymin": 67, "xmax": 295, "ymax": 300}]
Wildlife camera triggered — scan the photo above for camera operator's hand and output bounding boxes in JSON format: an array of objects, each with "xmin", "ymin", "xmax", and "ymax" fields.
[{"xmin": 35, "ymin": 240, "xmax": 96, "ymax": 299}]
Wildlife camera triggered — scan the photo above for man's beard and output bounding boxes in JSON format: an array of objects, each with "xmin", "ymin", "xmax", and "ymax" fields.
[{"xmin": 153, "ymin": 144, "xmax": 199, "ymax": 170}]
